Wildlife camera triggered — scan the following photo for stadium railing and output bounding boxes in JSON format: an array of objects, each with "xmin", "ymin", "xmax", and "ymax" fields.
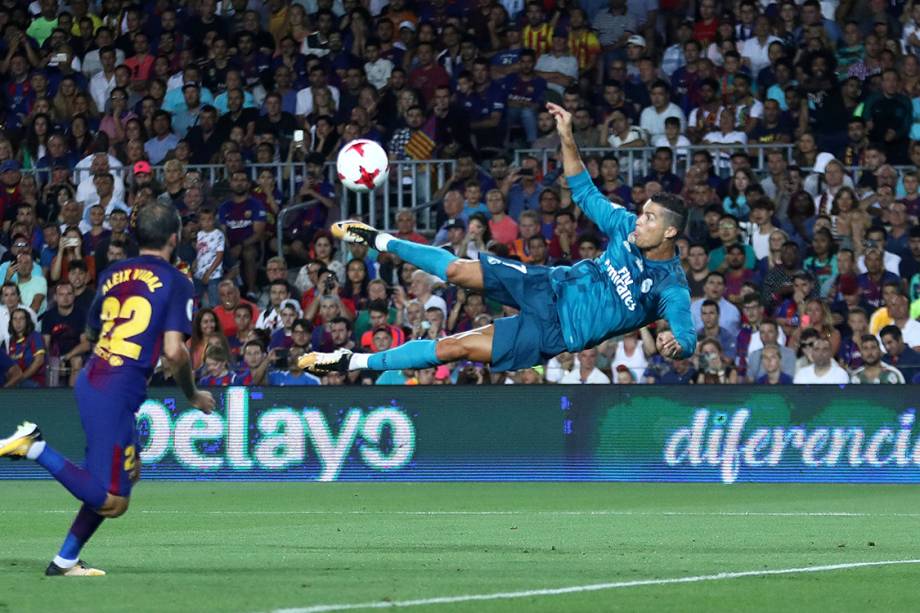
[{"xmin": 22, "ymin": 145, "xmax": 905, "ymax": 240}]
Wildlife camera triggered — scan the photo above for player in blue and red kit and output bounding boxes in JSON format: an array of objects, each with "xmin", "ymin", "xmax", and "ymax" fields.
[
  {"xmin": 0, "ymin": 202, "xmax": 215, "ymax": 576},
  {"xmin": 301, "ymin": 102, "xmax": 696, "ymax": 375}
]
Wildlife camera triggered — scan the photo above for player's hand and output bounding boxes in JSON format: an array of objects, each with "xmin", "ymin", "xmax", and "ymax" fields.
[
  {"xmin": 655, "ymin": 331, "xmax": 682, "ymax": 359},
  {"xmin": 190, "ymin": 390, "xmax": 216, "ymax": 414},
  {"xmin": 546, "ymin": 102, "xmax": 573, "ymax": 137}
]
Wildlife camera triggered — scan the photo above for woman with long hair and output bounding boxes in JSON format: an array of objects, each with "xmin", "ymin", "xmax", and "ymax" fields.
[
  {"xmin": 341, "ymin": 258, "xmax": 371, "ymax": 311},
  {"xmin": 791, "ymin": 297, "xmax": 841, "ymax": 354},
  {"xmin": 310, "ymin": 231, "xmax": 345, "ymax": 285},
  {"xmin": 69, "ymin": 115, "xmax": 94, "ymax": 158},
  {"xmin": 19, "ymin": 113, "xmax": 52, "ymax": 169},
  {"xmin": 52, "ymin": 76, "xmax": 79, "ymax": 122},
  {"xmin": 72, "ymin": 92, "xmax": 99, "ymax": 130},
  {"xmin": 189, "ymin": 308, "xmax": 232, "ymax": 372},
  {"xmin": 6, "ymin": 308, "xmax": 45, "ymax": 388},
  {"xmin": 722, "ymin": 167, "xmax": 759, "ymax": 220},
  {"xmin": 99, "ymin": 86, "xmax": 137, "ymax": 145},
  {"xmin": 793, "ymin": 132, "xmax": 819, "ymax": 168},
  {"xmin": 830, "ymin": 186, "xmax": 868, "ymax": 252}
]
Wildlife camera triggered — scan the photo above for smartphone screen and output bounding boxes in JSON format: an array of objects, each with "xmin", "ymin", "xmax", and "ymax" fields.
[{"xmin": 293, "ymin": 130, "xmax": 304, "ymax": 144}]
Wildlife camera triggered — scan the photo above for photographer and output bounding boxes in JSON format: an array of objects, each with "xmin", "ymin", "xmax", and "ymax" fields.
[{"xmin": 693, "ymin": 338, "xmax": 738, "ymax": 384}]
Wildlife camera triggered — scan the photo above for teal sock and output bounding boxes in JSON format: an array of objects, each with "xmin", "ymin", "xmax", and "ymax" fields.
[
  {"xmin": 367, "ymin": 340, "xmax": 441, "ymax": 371},
  {"xmin": 387, "ymin": 238, "xmax": 458, "ymax": 280}
]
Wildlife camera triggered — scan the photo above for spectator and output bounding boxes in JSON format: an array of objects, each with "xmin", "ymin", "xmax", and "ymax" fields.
[
  {"xmin": 693, "ymin": 338, "xmax": 738, "ymax": 384},
  {"xmin": 793, "ymin": 337, "xmax": 849, "ymax": 384},
  {"xmin": 40, "ymin": 281, "xmax": 88, "ymax": 387},
  {"xmin": 697, "ymin": 299, "xmax": 737, "ymax": 360},
  {"xmin": 6, "ymin": 307, "xmax": 45, "ymax": 388},
  {"xmin": 851, "ymin": 335, "xmax": 905, "ymax": 384},
  {"xmin": 218, "ymin": 170, "xmax": 266, "ymax": 295},
  {"xmin": 691, "ymin": 272, "xmax": 741, "ymax": 335},
  {"xmin": 198, "ymin": 344, "xmax": 235, "ymax": 387},
  {"xmin": 359, "ymin": 300, "xmax": 406, "ymax": 351},
  {"xmin": 755, "ymin": 345, "xmax": 793, "ymax": 385},
  {"xmin": 233, "ymin": 341, "xmax": 271, "ymax": 385},
  {"xmin": 267, "ymin": 345, "xmax": 321, "ymax": 386},
  {"xmin": 880, "ymin": 325, "xmax": 920, "ymax": 382},
  {"xmin": 559, "ymin": 346, "xmax": 611, "ymax": 383},
  {"xmin": 213, "ymin": 280, "xmax": 260, "ymax": 338}
]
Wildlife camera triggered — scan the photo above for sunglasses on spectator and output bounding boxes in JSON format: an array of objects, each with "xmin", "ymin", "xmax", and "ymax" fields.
[{"xmin": 13, "ymin": 242, "xmax": 28, "ymax": 249}]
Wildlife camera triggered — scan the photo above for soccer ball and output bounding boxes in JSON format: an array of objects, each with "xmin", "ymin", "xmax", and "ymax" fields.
[{"xmin": 336, "ymin": 139, "xmax": 389, "ymax": 193}]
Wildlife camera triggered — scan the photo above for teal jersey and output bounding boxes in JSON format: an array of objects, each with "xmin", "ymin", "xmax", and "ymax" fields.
[{"xmin": 548, "ymin": 171, "xmax": 697, "ymax": 358}]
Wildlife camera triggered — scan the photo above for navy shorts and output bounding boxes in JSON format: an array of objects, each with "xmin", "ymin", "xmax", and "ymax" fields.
[
  {"xmin": 479, "ymin": 254, "xmax": 567, "ymax": 372},
  {"xmin": 75, "ymin": 371, "xmax": 142, "ymax": 497}
]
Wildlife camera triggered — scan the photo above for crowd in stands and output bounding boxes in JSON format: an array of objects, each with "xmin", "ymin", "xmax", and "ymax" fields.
[{"xmin": 1, "ymin": 0, "xmax": 920, "ymax": 387}]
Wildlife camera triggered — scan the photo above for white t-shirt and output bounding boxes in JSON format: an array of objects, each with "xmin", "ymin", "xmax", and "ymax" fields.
[
  {"xmin": 740, "ymin": 36, "xmax": 782, "ymax": 75},
  {"xmin": 294, "ymin": 85, "xmax": 341, "ymax": 117},
  {"xmin": 751, "ymin": 227, "xmax": 772, "ymax": 260},
  {"xmin": 793, "ymin": 361, "xmax": 850, "ymax": 384},
  {"xmin": 612, "ymin": 341, "xmax": 648, "ymax": 383},
  {"xmin": 560, "ymin": 367, "xmax": 611, "ymax": 384},
  {"xmin": 534, "ymin": 53, "xmax": 579, "ymax": 95},
  {"xmin": 195, "ymin": 229, "xmax": 225, "ymax": 280},
  {"xmin": 651, "ymin": 134, "xmax": 691, "ymax": 158},
  {"xmin": 639, "ymin": 103, "xmax": 686, "ymax": 140},
  {"xmin": 899, "ymin": 319, "xmax": 920, "ymax": 348}
]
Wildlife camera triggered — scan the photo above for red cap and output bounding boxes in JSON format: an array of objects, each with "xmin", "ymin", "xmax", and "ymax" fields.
[{"xmin": 133, "ymin": 160, "xmax": 152, "ymax": 174}]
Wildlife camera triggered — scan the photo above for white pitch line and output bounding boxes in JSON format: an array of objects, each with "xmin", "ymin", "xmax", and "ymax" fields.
[
  {"xmin": 270, "ymin": 558, "xmax": 920, "ymax": 613},
  {"xmin": 3, "ymin": 509, "xmax": 920, "ymax": 518}
]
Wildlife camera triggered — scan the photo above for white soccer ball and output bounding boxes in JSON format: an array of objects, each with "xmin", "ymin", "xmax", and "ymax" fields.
[{"xmin": 336, "ymin": 139, "xmax": 389, "ymax": 193}]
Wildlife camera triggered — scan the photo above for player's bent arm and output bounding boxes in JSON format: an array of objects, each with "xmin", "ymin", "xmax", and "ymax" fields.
[{"xmin": 659, "ymin": 287, "xmax": 697, "ymax": 359}]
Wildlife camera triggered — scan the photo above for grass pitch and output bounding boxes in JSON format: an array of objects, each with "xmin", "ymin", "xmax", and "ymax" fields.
[{"xmin": 1, "ymin": 482, "xmax": 919, "ymax": 612}]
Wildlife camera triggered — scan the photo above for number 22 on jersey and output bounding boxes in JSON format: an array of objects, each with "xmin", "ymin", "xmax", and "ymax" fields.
[{"xmin": 97, "ymin": 296, "xmax": 152, "ymax": 361}]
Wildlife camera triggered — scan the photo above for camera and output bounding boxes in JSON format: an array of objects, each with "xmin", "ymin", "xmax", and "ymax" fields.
[
  {"xmin": 323, "ymin": 276, "xmax": 336, "ymax": 291},
  {"xmin": 274, "ymin": 348, "xmax": 289, "ymax": 369}
]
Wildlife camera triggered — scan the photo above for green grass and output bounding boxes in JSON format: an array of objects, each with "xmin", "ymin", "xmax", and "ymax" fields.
[{"xmin": 1, "ymin": 482, "xmax": 919, "ymax": 613}]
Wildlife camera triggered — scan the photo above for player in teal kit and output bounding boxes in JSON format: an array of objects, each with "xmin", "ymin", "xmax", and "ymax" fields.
[
  {"xmin": 0, "ymin": 202, "xmax": 215, "ymax": 576},
  {"xmin": 300, "ymin": 102, "xmax": 696, "ymax": 375}
]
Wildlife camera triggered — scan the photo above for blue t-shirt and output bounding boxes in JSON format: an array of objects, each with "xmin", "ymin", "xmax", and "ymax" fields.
[
  {"xmin": 550, "ymin": 171, "xmax": 696, "ymax": 358},
  {"xmin": 218, "ymin": 197, "xmax": 267, "ymax": 246},
  {"xmin": 267, "ymin": 370, "xmax": 320, "ymax": 386},
  {"xmin": 84, "ymin": 255, "xmax": 194, "ymax": 394}
]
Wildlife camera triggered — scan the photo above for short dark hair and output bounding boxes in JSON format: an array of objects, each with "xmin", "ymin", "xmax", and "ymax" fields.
[
  {"xmin": 701, "ymin": 298, "xmax": 721, "ymax": 313},
  {"xmin": 134, "ymin": 201, "xmax": 181, "ymax": 250},
  {"xmin": 880, "ymin": 325, "xmax": 902, "ymax": 341},
  {"xmin": 330, "ymin": 316, "xmax": 352, "ymax": 330},
  {"xmin": 368, "ymin": 299, "xmax": 389, "ymax": 315},
  {"xmin": 651, "ymin": 192, "xmax": 687, "ymax": 235}
]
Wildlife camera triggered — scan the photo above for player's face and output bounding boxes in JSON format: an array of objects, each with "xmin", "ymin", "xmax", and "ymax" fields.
[{"xmin": 633, "ymin": 201, "xmax": 674, "ymax": 249}]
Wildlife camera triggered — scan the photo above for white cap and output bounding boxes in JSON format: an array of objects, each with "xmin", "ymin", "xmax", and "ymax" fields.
[
  {"xmin": 813, "ymin": 152, "xmax": 836, "ymax": 174},
  {"xmin": 626, "ymin": 34, "xmax": 646, "ymax": 47},
  {"xmin": 399, "ymin": 20, "xmax": 416, "ymax": 32}
]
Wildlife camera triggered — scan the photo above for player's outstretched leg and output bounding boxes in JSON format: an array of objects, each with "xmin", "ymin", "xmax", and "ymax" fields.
[
  {"xmin": 0, "ymin": 422, "xmax": 110, "ymax": 576},
  {"xmin": 332, "ymin": 220, "xmax": 484, "ymax": 288},
  {"xmin": 300, "ymin": 326, "xmax": 495, "ymax": 374}
]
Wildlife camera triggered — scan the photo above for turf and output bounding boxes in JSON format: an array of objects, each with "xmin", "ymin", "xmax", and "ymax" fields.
[{"xmin": 0, "ymin": 482, "xmax": 919, "ymax": 613}]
